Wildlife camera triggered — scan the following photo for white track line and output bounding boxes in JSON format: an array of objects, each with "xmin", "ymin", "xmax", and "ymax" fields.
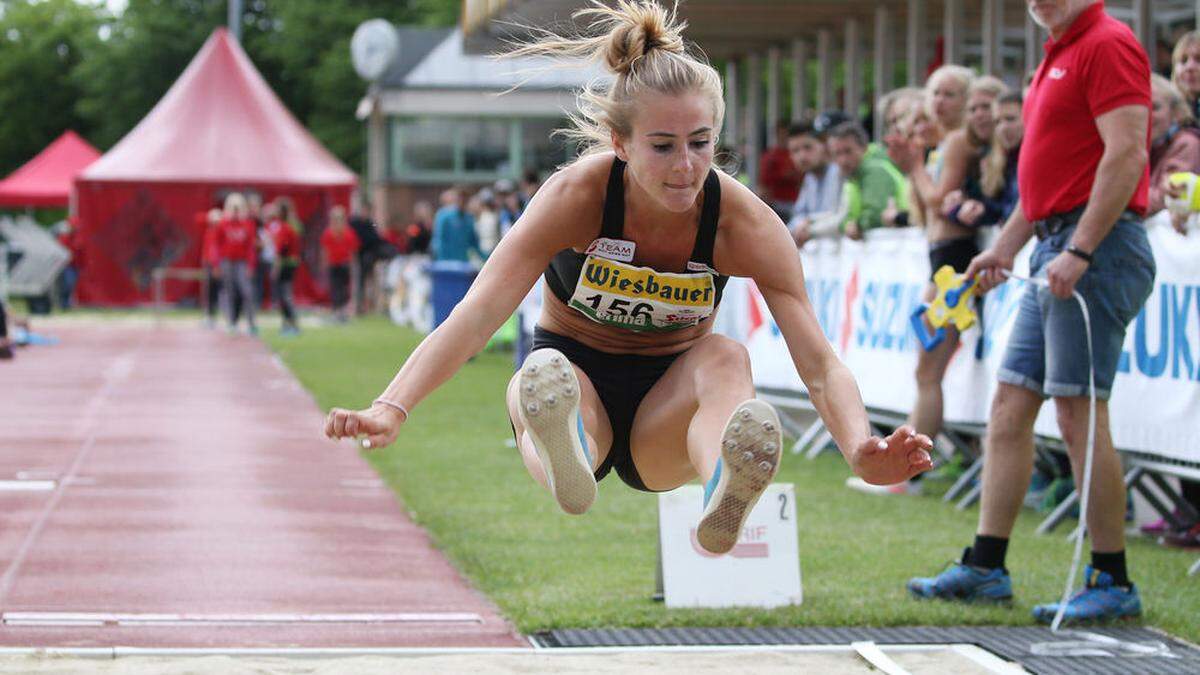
[
  {"xmin": 851, "ymin": 641, "xmax": 911, "ymax": 675},
  {"xmin": 0, "ymin": 644, "xmax": 997, "ymax": 660},
  {"xmin": 0, "ymin": 480, "xmax": 56, "ymax": 492},
  {"xmin": 0, "ymin": 347, "xmax": 141, "ymax": 609},
  {"xmin": 1, "ymin": 612, "xmax": 482, "ymax": 627}
]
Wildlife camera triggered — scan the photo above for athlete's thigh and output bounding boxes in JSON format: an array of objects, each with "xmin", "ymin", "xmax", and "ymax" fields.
[
  {"xmin": 628, "ymin": 335, "xmax": 752, "ymax": 487},
  {"xmin": 506, "ymin": 360, "xmax": 614, "ymax": 463}
]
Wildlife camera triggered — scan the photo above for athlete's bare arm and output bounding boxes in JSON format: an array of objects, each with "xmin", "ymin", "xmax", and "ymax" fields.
[
  {"xmin": 324, "ymin": 158, "xmax": 609, "ymax": 447},
  {"xmin": 714, "ymin": 174, "xmax": 934, "ymax": 485}
]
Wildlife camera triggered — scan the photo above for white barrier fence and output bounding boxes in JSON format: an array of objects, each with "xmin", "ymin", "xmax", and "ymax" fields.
[{"xmin": 715, "ymin": 213, "xmax": 1200, "ymax": 465}]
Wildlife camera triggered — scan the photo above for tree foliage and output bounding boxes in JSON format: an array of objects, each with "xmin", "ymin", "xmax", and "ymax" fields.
[
  {"xmin": 0, "ymin": 0, "xmax": 102, "ymax": 174},
  {"xmin": 0, "ymin": 0, "xmax": 461, "ymax": 179}
]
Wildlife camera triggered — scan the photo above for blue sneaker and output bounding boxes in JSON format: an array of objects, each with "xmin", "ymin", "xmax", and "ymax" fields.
[
  {"xmin": 1032, "ymin": 566, "xmax": 1141, "ymax": 624},
  {"xmin": 907, "ymin": 548, "xmax": 1013, "ymax": 603}
]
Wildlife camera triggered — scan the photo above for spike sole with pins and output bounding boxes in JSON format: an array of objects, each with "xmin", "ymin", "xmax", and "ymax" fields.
[
  {"xmin": 696, "ymin": 399, "xmax": 783, "ymax": 554},
  {"xmin": 517, "ymin": 348, "xmax": 597, "ymax": 515}
]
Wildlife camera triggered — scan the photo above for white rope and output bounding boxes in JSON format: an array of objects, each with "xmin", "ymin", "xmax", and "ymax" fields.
[{"xmin": 1001, "ymin": 269, "xmax": 1094, "ymax": 633}]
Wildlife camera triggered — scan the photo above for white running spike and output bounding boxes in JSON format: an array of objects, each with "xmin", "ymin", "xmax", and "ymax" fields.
[
  {"xmin": 696, "ymin": 399, "xmax": 783, "ymax": 555},
  {"xmin": 517, "ymin": 348, "xmax": 596, "ymax": 516}
]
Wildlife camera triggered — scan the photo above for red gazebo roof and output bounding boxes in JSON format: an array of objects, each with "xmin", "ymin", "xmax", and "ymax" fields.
[{"xmin": 0, "ymin": 131, "xmax": 100, "ymax": 208}]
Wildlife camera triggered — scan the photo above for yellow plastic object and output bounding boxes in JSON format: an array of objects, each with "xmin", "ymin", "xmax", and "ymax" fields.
[
  {"xmin": 1167, "ymin": 172, "xmax": 1200, "ymax": 213},
  {"xmin": 925, "ymin": 265, "xmax": 977, "ymax": 332}
]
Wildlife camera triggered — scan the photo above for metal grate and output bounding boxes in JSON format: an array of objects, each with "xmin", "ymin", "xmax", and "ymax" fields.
[{"xmin": 532, "ymin": 626, "xmax": 1200, "ymax": 675}]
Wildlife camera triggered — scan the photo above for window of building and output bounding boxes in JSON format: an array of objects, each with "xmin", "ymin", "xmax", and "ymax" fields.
[
  {"xmin": 387, "ymin": 115, "xmax": 573, "ymax": 182},
  {"xmin": 522, "ymin": 117, "xmax": 574, "ymax": 175}
]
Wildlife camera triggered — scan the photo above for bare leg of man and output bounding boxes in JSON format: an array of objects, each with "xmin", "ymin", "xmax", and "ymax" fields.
[
  {"xmin": 1054, "ymin": 398, "xmax": 1125, "ymax": 553},
  {"xmin": 977, "ymin": 383, "xmax": 1044, "ymax": 538}
]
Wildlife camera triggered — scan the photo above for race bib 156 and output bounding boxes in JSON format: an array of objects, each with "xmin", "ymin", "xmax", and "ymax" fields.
[{"xmin": 569, "ymin": 255, "xmax": 715, "ymax": 332}]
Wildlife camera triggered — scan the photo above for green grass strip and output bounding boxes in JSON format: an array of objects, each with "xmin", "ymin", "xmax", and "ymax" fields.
[{"xmin": 266, "ymin": 316, "xmax": 1200, "ymax": 641}]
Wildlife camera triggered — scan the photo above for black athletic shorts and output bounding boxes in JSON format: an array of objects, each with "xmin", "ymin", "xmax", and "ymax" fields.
[
  {"xmin": 528, "ymin": 326, "xmax": 681, "ymax": 492},
  {"xmin": 927, "ymin": 236, "xmax": 980, "ymax": 281}
]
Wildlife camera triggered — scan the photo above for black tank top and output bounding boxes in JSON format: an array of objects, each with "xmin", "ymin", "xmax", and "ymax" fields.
[{"xmin": 544, "ymin": 158, "xmax": 728, "ymax": 333}]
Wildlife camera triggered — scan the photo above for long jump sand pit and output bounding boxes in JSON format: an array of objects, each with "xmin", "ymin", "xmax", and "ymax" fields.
[{"xmin": 0, "ymin": 644, "xmax": 1023, "ymax": 674}]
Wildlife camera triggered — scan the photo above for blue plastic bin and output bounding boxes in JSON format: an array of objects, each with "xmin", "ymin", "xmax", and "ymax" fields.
[{"xmin": 428, "ymin": 260, "xmax": 478, "ymax": 329}]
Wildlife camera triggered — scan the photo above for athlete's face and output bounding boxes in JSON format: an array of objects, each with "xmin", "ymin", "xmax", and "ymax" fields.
[{"xmin": 615, "ymin": 91, "xmax": 716, "ymax": 214}]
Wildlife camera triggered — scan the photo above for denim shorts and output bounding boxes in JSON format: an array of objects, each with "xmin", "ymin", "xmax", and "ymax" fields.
[{"xmin": 997, "ymin": 213, "xmax": 1155, "ymax": 400}]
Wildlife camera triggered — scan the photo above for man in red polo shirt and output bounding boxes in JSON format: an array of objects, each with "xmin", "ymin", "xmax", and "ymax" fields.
[{"xmin": 908, "ymin": 0, "xmax": 1154, "ymax": 624}]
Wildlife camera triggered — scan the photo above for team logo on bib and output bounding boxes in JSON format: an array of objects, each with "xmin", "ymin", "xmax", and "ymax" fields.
[{"xmin": 584, "ymin": 238, "xmax": 636, "ymax": 262}]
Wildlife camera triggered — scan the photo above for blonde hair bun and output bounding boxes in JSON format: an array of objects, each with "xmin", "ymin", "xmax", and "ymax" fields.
[{"xmin": 589, "ymin": 1, "xmax": 686, "ymax": 75}]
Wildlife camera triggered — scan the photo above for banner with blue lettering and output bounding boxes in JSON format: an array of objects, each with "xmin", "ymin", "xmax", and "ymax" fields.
[{"xmin": 716, "ymin": 215, "xmax": 1199, "ymax": 464}]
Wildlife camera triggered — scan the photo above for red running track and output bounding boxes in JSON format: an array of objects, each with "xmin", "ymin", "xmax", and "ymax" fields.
[{"xmin": 0, "ymin": 323, "xmax": 524, "ymax": 648}]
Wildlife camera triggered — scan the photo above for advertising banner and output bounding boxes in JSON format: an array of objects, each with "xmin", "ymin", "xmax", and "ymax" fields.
[{"xmin": 717, "ymin": 214, "xmax": 1200, "ymax": 464}]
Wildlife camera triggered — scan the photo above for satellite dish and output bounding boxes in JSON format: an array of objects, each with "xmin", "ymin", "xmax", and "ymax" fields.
[{"xmin": 351, "ymin": 19, "xmax": 400, "ymax": 82}]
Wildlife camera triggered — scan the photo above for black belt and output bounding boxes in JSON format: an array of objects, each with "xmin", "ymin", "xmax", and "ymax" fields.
[
  {"xmin": 1033, "ymin": 207, "xmax": 1141, "ymax": 240},
  {"xmin": 1032, "ymin": 206, "xmax": 1087, "ymax": 240}
]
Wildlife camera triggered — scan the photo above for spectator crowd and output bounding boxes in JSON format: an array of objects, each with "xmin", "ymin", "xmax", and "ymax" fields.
[{"xmin": 751, "ymin": 27, "xmax": 1200, "ymax": 556}]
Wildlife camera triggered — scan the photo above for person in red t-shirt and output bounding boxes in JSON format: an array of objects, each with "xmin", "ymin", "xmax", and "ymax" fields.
[
  {"xmin": 758, "ymin": 120, "xmax": 802, "ymax": 221},
  {"xmin": 216, "ymin": 193, "xmax": 259, "ymax": 335},
  {"xmin": 320, "ymin": 205, "xmax": 360, "ymax": 322},
  {"xmin": 267, "ymin": 198, "xmax": 303, "ymax": 335},
  {"xmin": 913, "ymin": 0, "xmax": 1154, "ymax": 624}
]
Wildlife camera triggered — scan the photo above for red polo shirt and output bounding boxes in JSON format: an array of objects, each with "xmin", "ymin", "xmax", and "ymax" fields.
[
  {"xmin": 320, "ymin": 226, "xmax": 360, "ymax": 266},
  {"xmin": 267, "ymin": 218, "xmax": 301, "ymax": 261},
  {"xmin": 1018, "ymin": 2, "xmax": 1151, "ymax": 223},
  {"xmin": 759, "ymin": 147, "xmax": 801, "ymax": 203},
  {"xmin": 216, "ymin": 217, "xmax": 257, "ymax": 264}
]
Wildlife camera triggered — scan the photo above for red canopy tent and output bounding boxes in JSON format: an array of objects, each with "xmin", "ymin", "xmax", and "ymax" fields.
[
  {"xmin": 75, "ymin": 28, "xmax": 357, "ymax": 305},
  {"xmin": 0, "ymin": 131, "xmax": 100, "ymax": 208}
]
